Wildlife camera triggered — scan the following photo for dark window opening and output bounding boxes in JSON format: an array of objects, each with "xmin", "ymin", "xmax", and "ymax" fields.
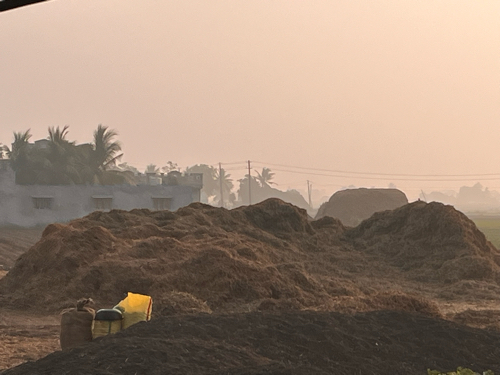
[
  {"xmin": 93, "ymin": 197, "xmax": 113, "ymax": 210},
  {"xmin": 32, "ymin": 197, "xmax": 53, "ymax": 210},
  {"xmin": 152, "ymin": 197, "xmax": 171, "ymax": 211}
]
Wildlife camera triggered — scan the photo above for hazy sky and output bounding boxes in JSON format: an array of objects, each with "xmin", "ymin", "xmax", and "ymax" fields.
[{"xmin": 1, "ymin": 1, "xmax": 499, "ymax": 200}]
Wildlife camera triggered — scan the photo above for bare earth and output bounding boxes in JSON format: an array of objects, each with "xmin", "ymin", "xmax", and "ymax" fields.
[
  {"xmin": 0, "ymin": 308, "xmax": 59, "ymax": 371},
  {"xmin": 0, "ymin": 228, "xmax": 59, "ymax": 371}
]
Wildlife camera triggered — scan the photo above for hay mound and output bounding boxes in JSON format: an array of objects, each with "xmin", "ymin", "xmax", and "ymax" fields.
[
  {"xmin": 1, "ymin": 198, "xmax": 499, "ymax": 316},
  {"xmin": 347, "ymin": 201, "xmax": 500, "ymax": 283},
  {"xmin": 0, "ymin": 227, "xmax": 44, "ymax": 270},
  {"xmin": 315, "ymin": 188, "xmax": 408, "ymax": 226},
  {"xmin": 154, "ymin": 292, "xmax": 212, "ymax": 316},
  {"xmin": 0, "ymin": 199, "xmax": 333, "ymax": 313},
  {"xmin": 3, "ymin": 311, "xmax": 500, "ymax": 375}
]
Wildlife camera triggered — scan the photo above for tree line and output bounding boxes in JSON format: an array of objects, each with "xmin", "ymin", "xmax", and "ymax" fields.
[
  {"xmin": 0, "ymin": 126, "xmax": 287, "ymax": 209},
  {"xmin": 1, "ymin": 125, "xmax": 127, "ymax": 185}
]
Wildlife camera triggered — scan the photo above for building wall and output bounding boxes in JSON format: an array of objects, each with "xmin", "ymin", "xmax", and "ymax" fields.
[{"xmin": 0, "ymin": 166, "xmax": 200, "ymax": 227}]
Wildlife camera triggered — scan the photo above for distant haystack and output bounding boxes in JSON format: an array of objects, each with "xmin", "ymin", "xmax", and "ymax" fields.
[{"xmin": 315, "ymin": 188, "xmax": 408, "ymax": 226}]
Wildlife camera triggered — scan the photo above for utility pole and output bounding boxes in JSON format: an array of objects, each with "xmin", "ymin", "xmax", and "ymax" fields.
[
  {"xmin": 219, "ymin": 162, "xmax": 224, "ymax": 208},
  {"xmin": 248, "ymin": 160, "xmax": 252, "ymax": 205},
  {"xmin": 307, "ymin": 180, "xmax": 313, "ymax": 208}
]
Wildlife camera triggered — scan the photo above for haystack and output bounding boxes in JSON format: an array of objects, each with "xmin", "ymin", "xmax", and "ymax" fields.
[
  {"xmin": 1, "ymin": 198, "xmax": 499, "ymax": 316},
  {"xmin": 315, "ymin": 188, "xmax": 408, "ymax": 226}
]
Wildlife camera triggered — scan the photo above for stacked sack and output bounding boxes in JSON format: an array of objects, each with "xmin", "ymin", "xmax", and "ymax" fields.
[
  {"xmin": 60, "ymin": 298, "xmax": 95, "ymax": 350},
  {"xmin": 60, "ymin": 293, "xmax": 153, "ymax": 349},
  {"xmin": 93, "ymin": 292, "xmax": 153, "ymax": 338}
]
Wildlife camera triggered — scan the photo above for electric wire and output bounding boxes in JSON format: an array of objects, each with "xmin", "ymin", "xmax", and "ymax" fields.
[
  {"xmin": 252, "ymin": 160, "xmax": 500, "ymax": 178},
  {"xmin": 262, "ymin": 167, "xmax": 500, "ymax": 182}
]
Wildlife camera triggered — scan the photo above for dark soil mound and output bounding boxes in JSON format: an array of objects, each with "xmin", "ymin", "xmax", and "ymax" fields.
[
  {"xmin": 347, "ymin": 201, "xmax": 500, "ymax": 285},
  {"xmin": 315, "ymin": 188, "xmax": 408, "ymax": 226},
  {"xmin": 1, "ymin": 198, "xmax": 499, "ymax": 318},
  {"xmin": 3, "ymin": 310, "xmax": 500, "ymax": 375}
]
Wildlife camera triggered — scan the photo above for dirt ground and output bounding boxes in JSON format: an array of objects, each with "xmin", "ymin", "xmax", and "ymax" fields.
[
  {"xmin": 0, "ymin": 229, "xmax": 59, "ymax": 371},
  {"xmin": 1, "ymin": 299, "xmax": 498, "ymax": 372},
  {"xmin": 1, "ymin": 200, "xmax": 500, "ymax": 374},
  {"xmin": 0, "ymin": 229, "xmax": 58, "ymax": 370},
  {"xmin": 0, "ymin": 309, "xmax": 59, "ymax": 371}
]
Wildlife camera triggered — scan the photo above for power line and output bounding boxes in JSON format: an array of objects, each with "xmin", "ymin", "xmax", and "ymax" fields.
[
  {"xmin": 222, "ymin": 167, "xmax": 248, "ymax": 171},
  {"xmin": 264, "ymin": 167, "xmax": 500, "ymax": 182},
  {"xmin": 220, "ymin": 161, "xmax": 248, "ymax": 166},
  {"xmin": 252, "ymin": 160, "xmax": 500, "ymax": 178}
]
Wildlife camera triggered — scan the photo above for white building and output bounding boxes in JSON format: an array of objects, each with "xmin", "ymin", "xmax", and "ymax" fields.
[{"xmin": 0, "ymin": 160, "xmax": 202, "ymax": 227}]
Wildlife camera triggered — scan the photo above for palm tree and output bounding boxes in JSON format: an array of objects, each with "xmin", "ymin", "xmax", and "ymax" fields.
[
  {"xmin": 255, "ymin": 167, "xmax": 276, "ymax": 188},
  {"xmin": 38, "ymin": 125, "xmax": 81, "ymax": 184},
  {"xmin": 7, "ymin": 129, "xmax": 31, "ymax": 161},
  {"xmin": 88, "ymin": 125, "xmax": 123, "ymax": 184},
  {"xmin": 93, "ymin": 125, "xmax": 122, "ymax": 170},
  {"xmin": 7, "ymin": 129, "xmax": 34, "ymax": 184},
  {"xmin": 237, "ymin": 175, "xmax": 259, "ymax": 205},
  {"xmin": 215, "ymin": 167, "xmax": 233, "ymax": 207},
  {"xmin": 145, "ymin": 164, "xmax": 160, "ymax": 174}
]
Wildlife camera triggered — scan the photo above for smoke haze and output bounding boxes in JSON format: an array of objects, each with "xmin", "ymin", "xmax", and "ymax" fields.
[{"xmin": 1, "ymin": 1, "xmax": 499, "ymax": 199}]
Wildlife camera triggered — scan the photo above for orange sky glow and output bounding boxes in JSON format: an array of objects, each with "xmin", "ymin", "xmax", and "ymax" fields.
[{"xmin": 1, "ymin": 1, "xmax": 499, "ymax": 200}]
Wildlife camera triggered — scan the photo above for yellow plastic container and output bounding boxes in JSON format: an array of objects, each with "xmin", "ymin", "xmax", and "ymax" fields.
[{"xmin": 115, "ymin": 292, "xmax": 153, "ymax": 329}]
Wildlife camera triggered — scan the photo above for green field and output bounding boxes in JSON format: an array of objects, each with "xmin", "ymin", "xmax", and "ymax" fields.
[{"xmin": 471, "ymin": 217, "xmax": 500, "ymax": 249}]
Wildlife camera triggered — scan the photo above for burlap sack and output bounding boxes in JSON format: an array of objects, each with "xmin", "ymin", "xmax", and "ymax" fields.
[{"xmin": 60, "ymin": 299, "xmax": 95, "ymax": 350}]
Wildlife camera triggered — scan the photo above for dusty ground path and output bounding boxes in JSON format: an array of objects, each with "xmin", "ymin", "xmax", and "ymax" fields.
[
  {"xmin": 0, "ymin": 271, "xmax": 60, "ymax": 371},
  {"xmin": 0, "ymin": 227, "xmax": 59, "ymax": 370},
  {"xmin": 0, "ymin": 309, "xmax": 60, "ymax": 371}
]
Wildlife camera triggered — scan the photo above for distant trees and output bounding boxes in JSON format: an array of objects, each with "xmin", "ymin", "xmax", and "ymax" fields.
[
  {"xmin": 145, "ymin": 164, "xmax": 160, "ymax": 174},
  {"xmin": 237, "ymin": 174, "xmax": 260, "ymax": 205},
  {"xmin": 0, "ymin": 143, "xmax": 7, "ymax": 159},
  {"xmin": 215, "ymin": 167, "xmax": 234, "ymax": 207},
  {"xmin": 0, "ymin": 128, "xmax": 313, "ymax": 211},
  {"xmin": 255, "ymin": 167, "xmax": 276, "ymax": 188},
  {"xmin": 183, "ymin": 164, "xmax": 236, "ymax": 206},
  {"xmin": 162, "ymin": 161, "xmax": 179, "ymax": 174},
  {"xmin": 89, "ymin": 125, "xmax": 123, "ymax": 184},
  {"xmin": 3, "ymin": 125, "xmax": 127, "ymax": 185},
  {"xmin": 38, "ymin": 125, "xmax": 81, "ymax": 184},
  {"xmin": 6, "ymin": 129, "xmax": 35, "ymax": 184}
]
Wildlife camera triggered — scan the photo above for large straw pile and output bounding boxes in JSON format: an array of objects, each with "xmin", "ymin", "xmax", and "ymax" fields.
[{"xmin": 1, "ymin": 199, "xmax": 499, "ymax": 316}]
